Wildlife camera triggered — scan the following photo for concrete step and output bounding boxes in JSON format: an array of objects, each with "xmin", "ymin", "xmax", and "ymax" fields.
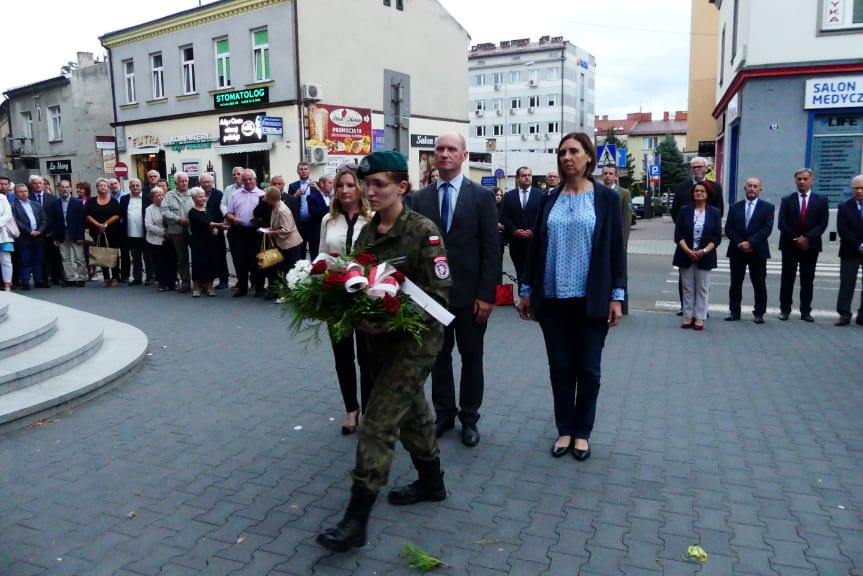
[
  {"xmin": 0, "ymin": 292, "xmax": 148, "ymax": 426},
  {"xmin": 0, "ymin": 302, "xmax": 8, "ymax": 322},
  {"xmin": 0, "ymin": 311, "xmax": 57, "ymax": 360}
]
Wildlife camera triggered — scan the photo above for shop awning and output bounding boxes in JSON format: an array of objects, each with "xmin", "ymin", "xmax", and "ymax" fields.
[{"xmin": 215, "ymin": 142, "xmax": 273, "ymax": 155}]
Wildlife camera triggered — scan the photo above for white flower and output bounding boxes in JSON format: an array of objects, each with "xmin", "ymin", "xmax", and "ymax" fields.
[{"xmin": 286, "ymin": 260, "xmax": 312, "ymax": 289}]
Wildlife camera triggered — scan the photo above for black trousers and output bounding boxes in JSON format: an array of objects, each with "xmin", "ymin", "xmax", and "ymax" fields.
[
  {"xmin": 508, "ymin": 238, "xmax": 529, "ymax": 281},
  {"xmin": 779, "ymin": 247, "xmax": 818, "ymax": 315},
  {"xmin": 149, "ymin": 241, "xmax": 176, "ymax": 289},
  {"xmin": 728, "ymin": 252, "xmax": 768, "ymax": 316},
  {"xmin": 297, "ymin": 220, "xmax": 320, "ymax": 260},
  {"xmin": 228, "ymin": 227, "xmax": 261, "ymax": 293},
  {"xmin": 121, "ymin": 236, "xmax": 149, "ymax": 282},
  {"xmin": 330, "ymin": 329, "xmax": 373, "ymax": 414},
  {"xmin": 43, "ymin": 237, "xmax": 63, "ymax": 283},
  {"xmin": 431, "ymin": 304, "xmax": 487, "ymax": 426},
  {"xmin": 836, "ymin": 253, "xmax": 863, "ymax": 319},
  {"xmin": 214, "ymin": 229, "xmax": 229, "ymax": 284}
]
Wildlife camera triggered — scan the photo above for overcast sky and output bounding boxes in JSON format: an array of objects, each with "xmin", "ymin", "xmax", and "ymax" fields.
[{"xmin": 0, "ymin": 0, "xmax": 692, "ymax": 119}]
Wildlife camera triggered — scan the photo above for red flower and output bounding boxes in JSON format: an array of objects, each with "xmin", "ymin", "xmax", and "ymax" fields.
[
  {"xmin": 323, "ymin": 273, "xmax": 344, "ymax": 289},
  {"xmin": 392, "ymin": 271, "xmax": 405, "ymax": 283},
  {"xmin": 330, "ymin": 252, "xmax": 340, "ymax": 258},
  {"xmin": 311, "ymin": 260, "xmax": 328, "ymax": 275},
  {"xmin": 354, "ymin": 252, "xmax": 376, "ymax": 266},
  {"xmin": 381, "ymin": 294, "xmax": 401, "ymax": 313}
]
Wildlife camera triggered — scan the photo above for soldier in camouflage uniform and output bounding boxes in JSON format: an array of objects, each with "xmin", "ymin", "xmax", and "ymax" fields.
[{"xmin": 318, "ymin": 150, "xmax": 453, "ymax": 554}]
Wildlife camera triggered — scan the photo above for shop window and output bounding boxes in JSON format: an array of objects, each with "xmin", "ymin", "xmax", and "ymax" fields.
[{"xmin": 810, "ymin": 112, "xmax": 863, "ymax": 206}]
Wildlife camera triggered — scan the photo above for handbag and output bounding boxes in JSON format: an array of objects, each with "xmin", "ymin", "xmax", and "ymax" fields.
[
  {"xmin": 89, "ymin": 231, "xmax": 119, "ymax": 268},
  {"xmin": 4, "ymin": 217, "xmax": 20, "ymax": 239},
  {"xmin": 257, "ymin": 234, "xmax": 284, "ymax": 269},
  {"xmin": 494, "ymin": 283, "xmax": 514, "ymax": 306}
]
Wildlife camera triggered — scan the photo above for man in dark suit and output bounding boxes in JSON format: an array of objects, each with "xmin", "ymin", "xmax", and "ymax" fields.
[
  {"xmin": 724, "ymin": 177, "xmax": 775, "ymax": 324},
  {"xmin": 777, "ymin": 168, "xmax": 829, "ymax": 322},
  {"xmin": 670, "ymin": 157, "xmax": 724, "ymax": 222},
  {"xmin": 500, "ymin": 166, "xmax": 542, "ymax": 280},
  {"xmin": 29, "ymin": 175, "xmax": 62, "ymax": 285},
  {"xmin": 12, "ymin": 183, "xmax": 48, "ymax": 289},
  {"xmin": 835, "ymin": 175, "xmax": 863, "ymax": 326},
  {"xmin": 49, "ymin": 180, "xmax": 88, "ymax": 286},
  {"xmin": 601, "ymin": 164, "xmax": 632, "ymax": 314},
  {"xmin": 120, "ymin": 178, "xmax": 152, "ymax": 285},
  {"xmin": 288, "ymin": 162, "xmax": 328, "ymax": 258},
  {"xmin": 412, "ymin": 132, "xmax": 499, "ymax": 447},
  {"xmin": 201, "ymin": 172, "xmax": 229, "ymax": 289}
]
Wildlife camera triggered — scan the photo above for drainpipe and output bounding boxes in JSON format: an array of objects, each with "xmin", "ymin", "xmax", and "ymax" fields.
[
  {"xmin": 104, "ymin": 46, "xmax": 121, "ymax": 176},
  {"xmin": 292, "ymin": 0, "xmax": 305, "ymax": 162}
]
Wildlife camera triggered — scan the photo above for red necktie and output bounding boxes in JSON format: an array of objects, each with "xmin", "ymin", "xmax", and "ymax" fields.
[{"xmin": 799, "ymin": 193, "xmax": 807, "ymax": 234}]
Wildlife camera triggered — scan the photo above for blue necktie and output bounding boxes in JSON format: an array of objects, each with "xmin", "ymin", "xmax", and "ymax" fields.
[
  {"xmin": 299, "ymin": 190, "xmax": 309, "ymax": 221},
  {"xmin": 745, "ymin": 201, "xmax": 753, "ymax": 228},
  {"xmin": 440, "ymin": 182, "xmax": 451, "ymax": 233}
]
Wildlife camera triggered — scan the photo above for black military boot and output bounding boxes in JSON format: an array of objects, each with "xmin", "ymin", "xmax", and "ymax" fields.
[
  {"xmin": 387, "ymin": 456, "xmax": 447, "ymax": 506},
  {"xmin": 317, "ymin": 485, "xmax": 377, "ymax": 553}
]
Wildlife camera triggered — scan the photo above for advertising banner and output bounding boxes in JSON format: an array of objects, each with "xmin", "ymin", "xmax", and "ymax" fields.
[{"xmin": 308, "ymin": 104, "xmax": 372, "ymax": 156}]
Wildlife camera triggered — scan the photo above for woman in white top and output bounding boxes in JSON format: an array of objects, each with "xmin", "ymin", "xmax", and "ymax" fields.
[
  {"xmin": 144, "ymin": 187, "xmax": 176, "ymax": 292},
  {"xmin": 319, "ymin": 165, "xmax": 373, "ymax": 434},
  {"xmin": 0, "ymin": 194, "xmax": 16, "ymax": 291}
]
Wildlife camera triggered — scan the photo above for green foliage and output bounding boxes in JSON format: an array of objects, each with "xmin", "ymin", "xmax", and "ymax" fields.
[
  {"xmin": 60, "ymin": 61, "xmax": 79, "ymax": 75},
  {"xmin": 656, "ymin": 134, "xmax": 688, "ymax": 193},
  {"xmin": 401, "ymin": 543, "xmax": 450, "ymax": 571}
]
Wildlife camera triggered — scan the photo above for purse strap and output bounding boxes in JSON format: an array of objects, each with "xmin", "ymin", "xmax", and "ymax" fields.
[
  {"xmin": 261, "ymin": 233, "xmax": 276, "ymax": 251},
  {"xmin": 96, "ymin": 230, "xmax": 109, "ymax": 248}
]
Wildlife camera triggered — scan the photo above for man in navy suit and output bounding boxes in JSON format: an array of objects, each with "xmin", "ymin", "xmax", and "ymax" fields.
[
  {"xmin": 777, "ymin": 168, "xmax": 829, "ymax": 322},
  {"xmin": 120, "ymin": 178, "xmax": 152, "ymax": 285},
  {"xmin": 29, "ymin": 175, "xmax": 62, "ymax": 285},
  {"xmin": 288, "ymin": 161, "xmax": 328, "ymax": 258},
  {"xmin": 49, "ymin": 180, "xmax": 88, "ymax": 286},
  {"xmin": 835, "ymin": 175, "xmax": 863, "ymax": 326},
  {"xmin": 412, "ymin": 133, "xmax": 499, "ymax": 447},
  {"xmin": 12, "ymin": 183, "xmax": 48, "ymax": 289},
  {"xmin": 724, "ymin": 177, "xmax": 775, "ymax": 324},
  {"xmin": 500, "ymin": 166, "xmax": 542, "ymax": 280}
]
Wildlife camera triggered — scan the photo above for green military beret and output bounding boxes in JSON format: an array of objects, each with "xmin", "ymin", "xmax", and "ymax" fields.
[{"xmin": 357, "ymin": 150, "xmax": 408, "ymax": 178}]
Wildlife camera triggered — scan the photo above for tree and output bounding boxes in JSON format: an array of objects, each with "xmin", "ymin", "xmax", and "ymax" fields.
[
  {"xmin": 655, "ymin": 134, "xmax": 688, "ymax": 194},
  {"xmin": 601, "ymin": 128, "xmax": 636, "ymax": 189},
  {"xmin": 60, "ymin": 61, "xmax": 79, "ymax": 75}
]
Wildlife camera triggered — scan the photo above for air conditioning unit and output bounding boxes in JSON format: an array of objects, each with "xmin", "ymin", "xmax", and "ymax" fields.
[
  {"xmin": 520, "ymin": 134, "xmax": 528, "ymax": 140},
  {"xmin": 528, "ymin": 79, "xmax": 537, "ymax": 87},
  {"xmin": 307, "ymin": 145, "xmax": 328, "ymax": 165},
  {"xmin": 496, "ymin": 109, "xmax": 503, "ymax": 116},
  {"xmin": 509, "ymin": 109, "xmax": 517, "ymax": 115},
  {"xmin": 475, "ymin": 110, "xmax": 484, "ymax": 117},
  {"xmin": 302, "ymin": 83, "xmax": 323, "ymax": 101},
  {"xmin": 528, "ymin": 107, "xmax": 535, "ymax": 114},
  {"xmin": 493, "ymin": 84, "xmax": 502, "ymax": 91}
]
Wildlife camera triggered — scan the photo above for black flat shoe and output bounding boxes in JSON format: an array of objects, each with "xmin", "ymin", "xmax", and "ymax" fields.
[
  {"xmin": 551, "ymin": 439, "xmax": 572, "ymax": 458},
  {"xmin": 572, "ymin": 441, "xmax": 591, "ymax": 461},
  {"xmin": 434, "ymin": 419, "xmax": 454, "ymax": 439},
  {"xmin": 341, "ymin": 424, "xmax": 357, "ymax": 435}
]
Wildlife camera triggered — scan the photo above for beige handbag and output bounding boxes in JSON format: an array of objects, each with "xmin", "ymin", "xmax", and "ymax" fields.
[
  {"xmin": 257, "ymin": 234, "xmax": 284, "ymax": 269},
  {"xmin": 89, "ymin": 231, "xmax": 119, "ymax": 268}
]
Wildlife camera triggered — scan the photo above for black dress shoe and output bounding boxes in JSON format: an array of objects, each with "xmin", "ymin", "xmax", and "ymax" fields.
[
  {"xmin": 434, "ymin": 420, "xmax": 454, "ymax": 439},
  {"xmin": 724, "ymin": 314, "xmax": 741, "ymax": 321},
  {"xmin": 856, "ymin": 316, "xmax": 863, "ymax": 326},
  {"xmin": 778, "ymin": 312, "xmax": 789, "ymax": 321},
  {"xmin": 801, "ymin": 313, "xmax": 815, "ymax": 323},
  {"xmin": 461, "ymin": 424, "xmax": 480, "ymax": 447},
  {"xmin": 572, "ymin": 442, "xmax": 591, "ymax": 461},
  {"xmin": 753, "ymin": 315, "xmax": 765, "ymax": 324},
  {"xmin": 836, "ymin": 316, "xmax": 851, "ymax": 326},
  {"xmin": 233, "ymin": 290, "xmax": 248, "ymax": 298},
  {"xmin": 76, "ymin": 281, "xmax": 85, "ymax": 287},
  {"xmin": 254, "ymin": 290, "xmax": 266, "ymax": 298},
  {"xmin": 551, "ymin": 439, "xmax": 572, "ymax": 458},
  {"xmin": 676, "ymin": 310, "xmax": 683, "ymax": 316}
]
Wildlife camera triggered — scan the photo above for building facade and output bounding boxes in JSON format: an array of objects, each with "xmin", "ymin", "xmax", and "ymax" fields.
[
  {"xmin": 594, "ymin": 111, "xmax": 688, "ymax": 183},
  {"xmin": 687, "ymin": 0, "xmax": 720, "ymax": 157},
  {"xmin": 467, "ymin": 36, "xmax": 595, "ymax": 189},
  {"xmin": 101, "ymin": 0, "xmax": 470, "ymax": 190},
  {"xmin": 2, "ymin": 53, "xmax": 114, "ymax": 187},
  {"xmin": 711, "ymin": 0, "xmax": 863, "ymax": 210}
]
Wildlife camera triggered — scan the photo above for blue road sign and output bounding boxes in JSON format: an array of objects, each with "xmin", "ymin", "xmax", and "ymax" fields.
[
  {"xmin": 649, "ymin": 164, "xmax": 661, "ymax": 177},
  {"xmin": 597, "ymin": 145, "xmax": 617, "ymax": 167},
  {"xmin": 617, "ymin": 147, "xmax": 627, "ymax": 169},
  {"xmin": 481, "ymin": 176, "xmax": 498, "ymax": 188},
  {"xmin": 494, "ymin": 168, "xmax": 505, "ymax": 179}
]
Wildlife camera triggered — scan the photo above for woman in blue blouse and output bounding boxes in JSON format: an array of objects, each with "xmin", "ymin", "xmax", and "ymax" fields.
[
  {"xmin": 517, "ymin": 132, "xmax": 626, "ymax": 461},
  {"xmin": 672, "ymin": 181, "xmax": 722, "ymax": 330}
]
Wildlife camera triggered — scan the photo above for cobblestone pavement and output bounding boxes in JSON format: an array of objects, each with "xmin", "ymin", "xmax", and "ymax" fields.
[{"xmin": 1, "ymin": 280, "xmax": 861, "ymax": 575}]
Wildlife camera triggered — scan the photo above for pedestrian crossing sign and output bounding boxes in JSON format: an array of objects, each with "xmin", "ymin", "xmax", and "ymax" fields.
[{"xmin": 597, "ymin": 145, "xmax": 617, "ymax": 167}]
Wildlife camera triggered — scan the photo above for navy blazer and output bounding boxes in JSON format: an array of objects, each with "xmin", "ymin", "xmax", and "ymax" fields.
[
  {"xmin": 413, "ymin": 177, "xmax": 500, "ymax": 307},
  {"xmin": 12, "ymin": 198, "xmax": 48, "ymax": 242},
  {"xmin": 119, "ymin": 193, "xmax": 152, "ymax": 239},
  {"xmin": 206, "ymin": 189, "xmax": 224, "ymax": 223},
  {"xmin": 673, "ymin": 205, "xmax": 722, "ymax": 270},
  {"xmin": 288, "ymin": 181, "xmax": 328, "ymax": 221},
  {"xmin": 837, "ymin": 197, "xmax": 863, "ymax": 258},
  {"xmin": 725, "ymin": 199, "xmax": 775, "ymax": 260},
  {"xmin": 521, "ymin": 182, "xmax": 627, "ymax": 320},
  {"xmin": 29, "ymin": 190, "xmax": 58, "ymax": 235},
  {"xmin": 48, "ymin": 196, "xmax": 87, "ymax": 243},
  {"xmin": 777, "ymin": 191, "xmax": 829, "ymax": 252},
  {"xmin": 500, "ymin": 186, "xmax": 542, "ymax": 242}
]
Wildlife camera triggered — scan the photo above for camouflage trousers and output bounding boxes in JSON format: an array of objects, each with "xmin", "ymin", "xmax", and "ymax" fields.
[{"xmin": 352, "ymin": 351, "xmax": 440, "ymax": 494}]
